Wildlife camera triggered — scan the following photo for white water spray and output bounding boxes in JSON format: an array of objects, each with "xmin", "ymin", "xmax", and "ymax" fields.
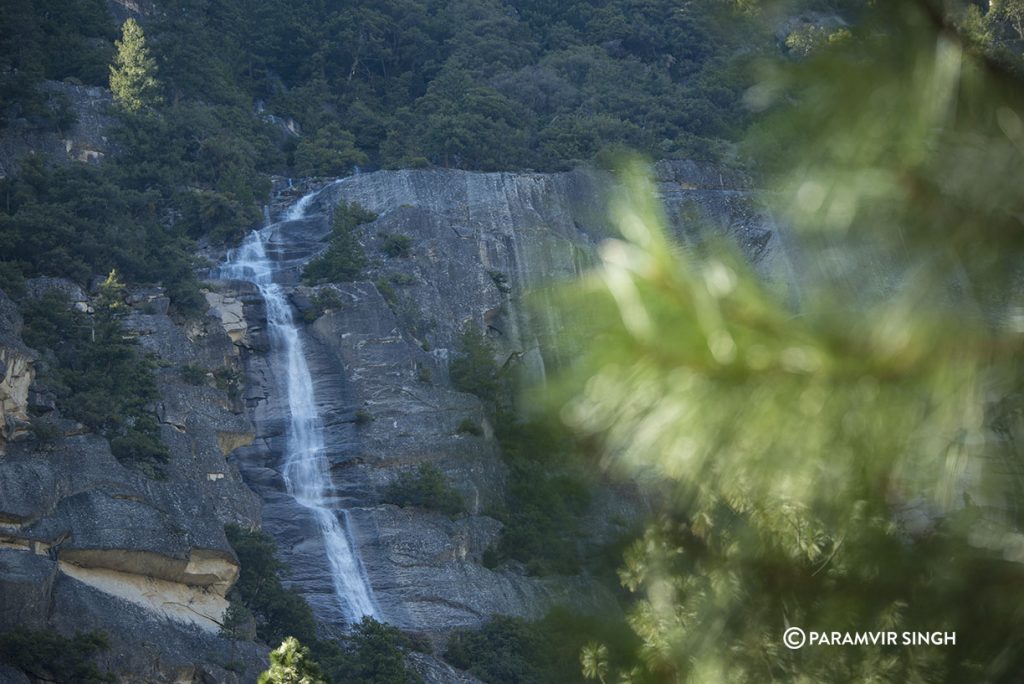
[
  {"xmin": 283, "ymin": 195, "xmax": 313, "ymax": 222},
  {"xmin": 222, "ymin": 188, "xmax": 378, "ymax": 622}
]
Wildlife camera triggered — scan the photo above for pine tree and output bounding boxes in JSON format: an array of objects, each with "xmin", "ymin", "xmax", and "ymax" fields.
[
  {"xmin": 109, "ymin": 18, "xmax": 160, "ymax": 113},
  {"xmin": 448, "ymin": 323, "xmax": 499, "ymax": 402},
  {"xmin": 302, "ymin": 201, "xmax": 374, "ymax": 284},
  {"xmin": 258, "ymin": 637, "xmax": 327, "ymax": 684},
  {"xmin": 580, "ymin": 643, "xmax": 608, "ymax": 684},
  {"xmin": 553, "ymin": 3, "xmax": 1024, "ymax": 681}
]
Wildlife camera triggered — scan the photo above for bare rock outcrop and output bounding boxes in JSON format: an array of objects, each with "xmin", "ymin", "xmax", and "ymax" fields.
[
  {"xmin": 0, "ymin": 283, "xmax": 266, "ymax": 682},
  {"xmin": 0, "ymin": 82, "xmax": 115, "ymax": 178},
  {"xmin": 0, "ymin": 290, "xmax": 35, "ymax": 455},
  {"xmin": 220, "ymin": 165, "xmax": 777, "ymax": 641}
]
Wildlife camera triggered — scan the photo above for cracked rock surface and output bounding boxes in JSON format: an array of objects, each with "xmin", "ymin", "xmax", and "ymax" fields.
[
  {"xmin": 0, "ymin": 280, "xmax": 265, "ymax": 683},
  {"xmin": 223, "ymin": 165, "xmax": 782, "ymax": 640}
]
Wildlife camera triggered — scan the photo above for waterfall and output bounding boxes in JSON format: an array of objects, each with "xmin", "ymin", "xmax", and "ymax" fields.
[
  {"xmin": 283, "ymin": 187, "xmax": 318, "ymax": 222},
  {"xmin": 221, "ymin": 188, "xmax": 379, "ymax": 623}
]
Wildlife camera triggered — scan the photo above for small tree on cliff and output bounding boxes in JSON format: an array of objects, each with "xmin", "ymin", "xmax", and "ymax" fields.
[
  {"xmin": 448, "ymin": 323, "xmax": 499, "ymax": 402},
  {"xmin": 109, "ymin": 19, "xmax": 160, "ymax": 113},
  {"xmin": 258, "ymin": 637, "xmax": 327, "ymax": 684}
]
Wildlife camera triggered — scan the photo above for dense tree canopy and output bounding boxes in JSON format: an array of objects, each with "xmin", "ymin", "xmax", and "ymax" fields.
[
  {"xmin": 0, "ymin": 0, "xmax": 880, "ymax": 307},
  {"xmin": 97, "ymin": 0, "xmax": 762, "ymax": 172},
  {"xmin": 0, "ymin": 0, "xmax": 114, "ymax": 128}
]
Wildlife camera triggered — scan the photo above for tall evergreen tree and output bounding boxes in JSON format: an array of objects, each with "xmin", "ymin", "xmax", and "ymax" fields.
[
  {"xmin": 258, "ymin": 638, "xmax": 327, "ymax": 684},
  {"xmin": 109, "ymin": 18, "xmax": 160, "ymax": 113}
]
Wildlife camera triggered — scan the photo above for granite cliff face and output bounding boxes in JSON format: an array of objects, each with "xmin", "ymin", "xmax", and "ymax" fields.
[
  {"xmin": 0, "ymin": 280, "xmax": 267, "ymax": 682},
  {"xmin": 212, "ymin": 164, "xmax": 783, "ymax": 641},
  {"xmin": 0, "ymin": 161, "xmax": 782, "ymax": 682},
  {"xmin": 0, "ymin": 292, "xmax": 35, "ymax": 455},
  {"xmin": 0, "ymin": 82, "xmax": 115, "ymax": 179}
]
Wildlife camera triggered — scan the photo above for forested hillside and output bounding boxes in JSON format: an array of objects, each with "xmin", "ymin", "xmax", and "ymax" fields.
[
  {"xmin": 0, "ymin": 0, "xmax": 779, "ymax": 311},
  {"xmin": 0, "ymin": 2, "xmax": 781, "ymax": 680},
  {"xmin": 4, "ymin": 0, "xmax": 1023, "ymax": 304}
]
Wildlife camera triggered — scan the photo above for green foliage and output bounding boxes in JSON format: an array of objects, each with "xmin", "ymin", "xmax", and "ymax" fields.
[
  {"xmin": 49, "ymin": 0, "xmax": 756, "ymax": 171},
  {"xmin": 221, "ymin": 596, "xmax": 257, "ymax": 641},
  {"xmin": 481, "ymin": 546, "xmax": 500, "ymax": 569},
  {"xmin": 579, "ymin": 643, "xmax": 607, "ymax": 684},
  {"xmin": 456, "ymin": 418, "xmax": 482, "ymax": 436},
  {"xmin": 0, "ymin": 629, "xmax": 114, "ymax": 683},
  {"xmin": 0, "ymin": 156, "xmax": 204, "ymax": 314},
  {"xmin": 302, "ymin": 287, "xmax": 344, "ymax": 323},
  {"xmin": 375, "ymin": 278, "xmax": 397, "ymax": 307},
  {"xmin": 0, "ymin": 0, "xmax": 115, "ymax": 128},
  {"xmin": 0, "ymin": 262, "xmax": 25, "ymax": 299},
  {"xmin": 376, "ymin": 276, "xmax": 432, "ymax": 341},
  {"xmin": 381, "ymin": 234, "xmax": 412, "ymax": 258},
  {"xmin": 30, "ymin": 417, "xmax": 63, "ymax": 448},
  {"xmin": 1, "ymin": 0, "xmax": 278, "ymax": 292},
  {"xmin": 337, "ymin": 201, "xmax": 379, "ymax": 229},
  {"xmin": 487, "ymin": 270, "xmax": 510, "ymax": 294},
  {"xmin": 228, "ymin": 526, "xmax": 422, "ymax": 683},
  {"xmin": 0, "ymin": 0, "xmax": 278, "ymax": 274},
  {"xmin": 108, "ymin": 102, "xmax": 274, "ymax": 245},
  {"xmin": 976, "ymin": 0, "xmax": 1024, "ymax": 58},
  {"xmin": 448, "ymin": 324, "xmax": 499, "ymax": 402},
  {"xmin": 258, "ymin": 637, "xmax": 328, "ymax": 684},
  {"xmin": 387, "ymin": 273, "xmax": 416, "ymax": 287},
  {"xmin": 180, "ymin": 363, "xmax": 207, "ymax": 385},
  {"xmin": 214, "ymin": 365, "xmax": 243, "ymax": 402},
  {"xmin": 383, "ymin": 463, "xmax": 464, "ymax": 516},
  {"xmin": 315, "ymin": 288, "xmax": 344, "ymax": 311},
  {"xmin": 445, "ymin": 617, "xmax": 547, "ymax": 684},
  {"xmin": 109, "ymin": 428, "xmax": 169, "ymax": 469},
  {"xmin": 20, "ymin": 277, "xmax": 169, "ymax": 474},
  {"xmin": 109, "ymin": 19, "xmax": 160, "ymax": 112},
  {"xmin": 385, "ymin": 66, "xmax": 531, "ymax": 170},
  {"xmin": 488, "ymin": 415, "xmax": 591, "ymax": 575},
  {"xmin": 415, "ymin": 364, "xmax": 432, "ymax": 384},
  {"xmin": 444, "ymin": 610, "xmax": 636, "ymax": 684},
  {"xmin": 0, "ymin": 0, "xmax": 768, "ymax": 289},
  {"xmin": 323, "ymin": 617, "xmax": 423, "ymax": 684},
  {"xmin": 294, "ymin": 123, "xmax": 368, "ymax": 177},
  {"xmin": 304, "ymin": 202, "xmax": 376, "ymax": 284},
  {"xmin": 0, "ymin": 0, "xmax": 769, "ymax": 376},
  {"xmin": 783, "ymin": 24, "xmax": 848, "ymax": 57},
  {"xmin": 548, "ymin": 3, "xmax": 1024, "ymax": 666},
  {"xmin": 224, "ymin": 525, "xmax": 319, "ymax": 647},
  {"xmin": 448, "ymin": 327, "xmax": 593, "ymax": 574}
]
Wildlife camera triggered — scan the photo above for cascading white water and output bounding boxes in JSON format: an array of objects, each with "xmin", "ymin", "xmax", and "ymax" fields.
[
  {"xmin": 222, "ymin": 189, "xmax": 379, "ymax": 623},
  {"xmin": 283, "ymin": 187, "xmax": 318, "ymax": 222}
]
